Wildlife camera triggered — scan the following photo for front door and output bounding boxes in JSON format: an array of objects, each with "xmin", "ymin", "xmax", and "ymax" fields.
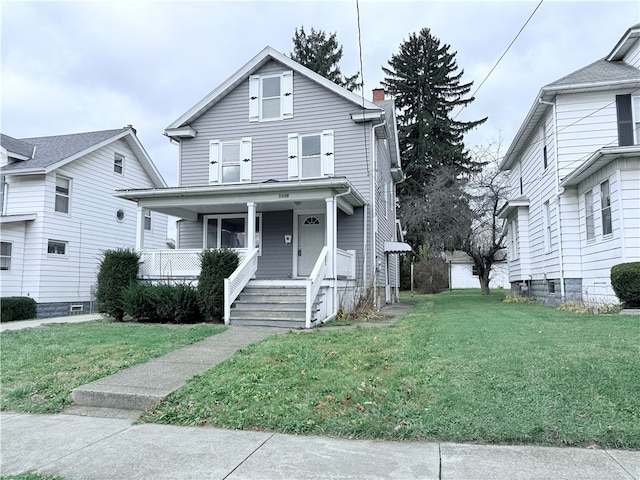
[{"xmin": 297, "ymin": 213, "xmax": 325, "ymax": 277}]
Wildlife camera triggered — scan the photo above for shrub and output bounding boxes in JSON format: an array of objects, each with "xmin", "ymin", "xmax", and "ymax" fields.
[
  {"xmin": 96, "ymin": 248, "xmax": 140, "ymax": 321},
  {"xmin": 197, "ymin": 249, "xmax": 239, "ymax": 322},
  {"xmin": 503, "ymin": 295, "xmax": 538, "ymax": 304},
  {"xmin": 1, "ymin": 296, "xmax": 37, "ymax": 322},
  {"xmin": 122, "ymin": 282, "xmax": 159, "ymax": 322},
  {"xmin": 611, "ymin": 262, "xmax": 640, "ymax": 308},
  {"xmin": 123, "ymin": 282, "xmax": 202, "ymax": 324}
]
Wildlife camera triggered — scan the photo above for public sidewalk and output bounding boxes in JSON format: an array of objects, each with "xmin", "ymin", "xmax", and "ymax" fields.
[{"xmin": 1, "ymin": 412, "xmax": 638, "ymax": 479}]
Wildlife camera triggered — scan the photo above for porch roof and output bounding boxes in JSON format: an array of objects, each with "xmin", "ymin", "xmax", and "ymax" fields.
[
  {"xmin": 560, "ymin": 145, "xmax": 640, "ymax": 187},
  {"xmin": 115, "ymin": 177, "xmax": 366, "ymax": 220}
]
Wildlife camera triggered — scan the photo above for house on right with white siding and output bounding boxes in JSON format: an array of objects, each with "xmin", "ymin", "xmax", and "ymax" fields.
[{"xmin": 498, "ymin": 24, "xmax": 640, "ymax": 306}]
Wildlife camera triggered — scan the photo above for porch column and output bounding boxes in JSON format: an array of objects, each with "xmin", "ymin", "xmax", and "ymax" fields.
[
  {"xmin": 136, "ymin": 206, "xmax": 145, "ymax": 250},
  {"xmin": 247, "ymin": 201, "xmax": 256, "ymax": 251},
  {"xmin": 325, "ymin": 197, "xmax": 335, "ymax": 277}
]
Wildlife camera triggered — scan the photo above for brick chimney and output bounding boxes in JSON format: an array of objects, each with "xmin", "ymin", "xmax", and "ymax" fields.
[{"xmin": 372, "ymin": 88, "xmax": 385, "ymax": 102}]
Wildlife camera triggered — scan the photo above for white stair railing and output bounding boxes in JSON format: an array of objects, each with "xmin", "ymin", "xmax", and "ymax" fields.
[
  {"xmin": 224, "ymin": 248, "xmax": 259, "ymax": 325},
  {"xmin": 306, "ymin": 246, "xmax": 328, "ymax": 328}
]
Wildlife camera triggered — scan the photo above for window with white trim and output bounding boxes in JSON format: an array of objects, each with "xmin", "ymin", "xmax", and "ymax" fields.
[
  {"xmin": 204, "ymin": 214, "xmax": 262, "ymax": 253},
  {"xmin": 143, "ymin": 209, "xmax": 152, "ymax": 231},
  {"xmin": 543, "ymin": 201, "xmax": 551, "ymax": 251},
  {"xmin": 249, "ymin": 71, "xmax": 293, "ymax": 122},
  {"xmin": 114, "ymin": 153, "xmax": 124, "ymax": 175},
  {"xmin": 288, "ymin": 130, "xmax": 334, "ymax": 179},
  {"xmin": 510, "ymin": 219, "xmax": 519, "ymax": 260},
  {"xmin": 0, "ymin": 175, "xmax": 6, "ymax": 215},
  {"xmin": 209, "ymin": 138, "xmax": 252, "ymax": 184},
  {"xmin": 584, "ymin": 190, "xmax": 594, "ymax": 241},
  {"xmin": 541, "ymin": 123, "xmax": 548, "ymax": 170},
  {"xmin": 47, "ymin": 240, "xmax": 67, "ymax": 255},
  {"xmin": 0, "ymin": 241, "xmax": 11, "ymax": 270},
  {"xmin": 601, "ymin": 180, "xmax": 612, "ymax": 236},
  {"xmin": 633, "ymin": 96, "xmax": 640, "ymax": 144},
  {"xmin": 55, "ymin": 175, "xmax": 70, "ymax": 213}
]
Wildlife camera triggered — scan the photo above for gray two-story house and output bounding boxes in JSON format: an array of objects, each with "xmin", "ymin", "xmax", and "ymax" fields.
[{"xmin": 117, "ymin": 47, "xmax": 407, "ymax": 327}]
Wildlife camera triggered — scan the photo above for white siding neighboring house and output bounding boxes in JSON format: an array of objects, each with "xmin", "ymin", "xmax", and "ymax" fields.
[
  {"xmin": 116, "ymin": 47, "xmax": 407, "ymax": 328},
  {"xmin": 0, "ymin": 127, "xmax": 168, "ymax": 317},
  {"xmin": 498, "ymin": 24, "xmax": 640, "ymax": 306},
  {"xmin": 445, "ymin": 251, "xmax": 509, "ymax": 290}
]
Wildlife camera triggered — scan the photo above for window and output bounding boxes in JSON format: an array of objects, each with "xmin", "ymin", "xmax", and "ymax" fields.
[
  {"xmin": 55, "ymin": 176, "xmax": 70, "ymax": 213},
  {"xmin": 543, "ymin": 201, "xmax": 552, "ymax": 251},
  {"xmin": 114, "ymin": 153, "xmax": 124, "ymax": 175},
  {"xmin": 143, "ymin": 209, "xmax": 152, "ymax": 231},
  {"xmin": 519, "ymin": 176, "xmax": 523, "ymax": 195},
  {"xmin": 47, "ymin": 240, "xmax": 67, "ymax": 255},
  {"xmin": 601, "ymin": 180, "xmax": 612, "ymax": 236},
  {"xmin": 0, "ymin": 175, "xmax": 6, "ymax": 215},
  {"xmin": 510, "ymin": 219, "xmax": 519, "ymax": 259},
  {"xmin": 0, "ymin": 242, "xmax": 11, "ymax": 270},
  {"xmin": 116, "ymin": 209, "xmax": 125, "ymax": 222},
  {"xmin": 249, "ymin": 71, "xmax": 293, "ymax": 122},
  {"xmin": 616, "ymin": 94, "xmax": 634, "ymax": 146},
  {"xmin": 548, "ymin": 279, "xmax": 556, "ymax": 294},
  {"xmin": 541, "ymin": 123, "xmax": 548, "ymax": 170},
  {"xmin": 209, "ymin": 138, "xmax": 252, "ymax": 184},
  {"xmin": 585, "ymin": 190, "xmax": 594, "ymax": 241},
  {"xmin": 288, "ymin": 130, "xmax": 334, "ymax": 179},
  {"xmin": 634, "ymin": 96, "xmax": 640, "ymax": 144},
  {"xmin": 204, "ymin": 214, "xmax": 262, "ymax": 253},
  {"xmin": 472, "ymin": 265, "xmax": 479, "ymax": 276}
]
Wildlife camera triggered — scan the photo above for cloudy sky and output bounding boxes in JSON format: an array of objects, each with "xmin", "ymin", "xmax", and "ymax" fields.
[{"xmin": 2, "ymin": 0, "xmax": 639, "ymax": 187}]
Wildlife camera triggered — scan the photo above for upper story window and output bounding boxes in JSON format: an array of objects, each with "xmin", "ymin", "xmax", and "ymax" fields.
[
  {"xmin": 1, "ymin": 175, "xmax": 6, "ymax": 215},
  {"xmin": 600, "ymin": 180, "xmax": 612, "ymax": 236},
  {"xmin": 47, "ymin": 240, "xmax": 67, "ymax": 255},
  {"xmin": 209, "ymin": 138, "xmax": 252, "ymax": 184},
  {"xmin": 584, "ymin": 190, "xmax": 594, "ymax": 241},
  {"xmin": 288, "ymin": 130, "xmax": 334, "ymax": 179},
  {"xmin": 540, "ymin": 123, "xmax": 548, "ymax": 170},
  {"xmin": 249, "ymin": 71, "xmax": 293, "ymax": 122},
  {"xmin": 114, "ymin": 153, "xmax": 124, "ymax": 175},
  {"xmin": 616, "ymin": 94, "xmax": 639, "ymax": 146},
  {"xmin": 55, "ymin": 175, "xmax": 70, "ymax": 214},
  {"xmin": 0, "ymin": 241, "xmax": 11, "ymax": 270}
]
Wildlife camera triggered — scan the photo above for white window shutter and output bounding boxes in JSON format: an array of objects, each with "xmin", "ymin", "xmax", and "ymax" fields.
[
  {"xmin": 321, "ymin": 130, "xmax": 334, "ymax": 176},
  {"xmin": 249, "ymin": 75, "xmax": 260, "ymax": 122},
  {"xmin": 240, "ymin": 137, "xmax": 252, "ymax": 183},
  {"xmin": 288, "ymin": 133, "xmax": 299, "ymax": 179},
  {"xmin": 209, "ymin": 140, "xmax": 220, "ymax": 184},
  {"xmin": 282, "ymin": 71, "xmax": 293, "ymax": 119}
]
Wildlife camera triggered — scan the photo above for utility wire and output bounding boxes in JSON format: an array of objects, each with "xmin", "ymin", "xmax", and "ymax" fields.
[{"xmin": 454, "ymin": 0, "xmax": 544, "ymax": 120}]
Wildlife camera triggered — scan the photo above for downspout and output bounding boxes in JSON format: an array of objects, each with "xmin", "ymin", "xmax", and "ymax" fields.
[
  {"xmin": 539, "ymin": 97, "xmax": 565, "ymax": 299},
  {"xmin": 333, "ymin": 188, "xmax": 352, "ymax": 317},
  {"xmin": 371, "ymin": 117, "xmax": 386, "ymax": 309}
]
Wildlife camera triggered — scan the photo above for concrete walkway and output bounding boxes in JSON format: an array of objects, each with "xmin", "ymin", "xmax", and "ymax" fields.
[
  {"xmin": 0, "ymin": 313, "xmax": 104, "ymax": 332},
  {"xmin": 2, "ymin": 304, "xmax": 639, "ymax": 479}
]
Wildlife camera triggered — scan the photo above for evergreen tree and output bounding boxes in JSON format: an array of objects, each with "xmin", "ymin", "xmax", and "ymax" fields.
[
  {"xmin": 382, "ymin": 28, "xmax": 487, "ymax": 250},
  {"xmin": 291, "ymin": 26, "xmax": 360, "ymax": 91}
]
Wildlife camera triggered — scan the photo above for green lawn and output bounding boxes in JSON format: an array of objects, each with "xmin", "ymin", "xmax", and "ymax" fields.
[
  {"xmin": 143, "ymin": 290, "xmax": 640, "ymax": 449},
  {"xmin": 1, "ymin": 320, "xmax": 225, "ymax": 413}
]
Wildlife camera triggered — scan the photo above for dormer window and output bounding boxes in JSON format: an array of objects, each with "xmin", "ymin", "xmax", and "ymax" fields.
[
  {"xmin": 114, "ymin": 153, "xmax": 124, "ymax": 175},
  {"xmin": 249, "ymin": 71, "xmax": 293, "ymax": 122}
]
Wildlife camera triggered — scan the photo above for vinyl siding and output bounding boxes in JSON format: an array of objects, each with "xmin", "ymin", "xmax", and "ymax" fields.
[
  {"xmin": 623, "ymin": 42, "xmax": 640, "ymax": 68},
  {"xmin": 255, "ymin": 210, "xmax": 293, "ymax": 279},
  {"xmin": 1, "ymin": 139, "xmax": 168, "ymax": 303},
  {"xmin": 179, "ymin": 60, "xmax": 372, "ymax": 200},
  {"xmin": 337, "ymin": 208, "xmax": 365, "ymax": 282},
  {"xmin": 0, "ymin": 223, "xmax": 28, "ymax": 297}
]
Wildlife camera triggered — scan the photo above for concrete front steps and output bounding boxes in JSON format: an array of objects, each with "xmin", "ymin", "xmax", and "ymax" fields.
[{"xmin": 230, "ymin": 283, "xmax": 325, "ymax": 328}]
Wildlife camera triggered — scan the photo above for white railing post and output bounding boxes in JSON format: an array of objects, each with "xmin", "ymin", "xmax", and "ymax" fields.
[
  {"xmin": 224, "ymin": 248, "xmax": 259, "ymax": 324},
  {"xmin": 305, "ymin": 246, "xmax": 328, "ymax": 328}
]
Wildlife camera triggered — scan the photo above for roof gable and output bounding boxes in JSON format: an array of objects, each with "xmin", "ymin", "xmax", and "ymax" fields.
[
  {"xmin": 166, "ymin": 46, "xmax": 382, "ymax": 132},
  {"xmin": 1, "ymin": 134, "xmax": 36, "ymax": 161},
  {"xmin": 0, "ymin": 128, "xmax": 167, "ymax": 188}
]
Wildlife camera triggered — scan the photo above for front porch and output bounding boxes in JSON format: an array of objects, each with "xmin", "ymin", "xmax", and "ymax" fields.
[{"xmin": 116, "ymin": 178, "xmax": 366, "ymax": 328}]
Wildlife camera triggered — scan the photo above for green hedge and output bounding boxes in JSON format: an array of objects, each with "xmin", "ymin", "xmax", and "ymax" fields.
[
  {"xmin": 122, "ymin": 282, "xmax": 201, "ymax": 323},
  {"xmin": 611, "ymin": 262, "xmax": 640, "ymax": 308},
  {"xmin": 96, "ymin": 248, "xmax": 140, "ymax": 321},
  {"xmin": 197, "ymin": 249, "xmax": 239, "ymax": 322},
  {"xmin": 1, "ymin": 296, "xmax": 37, "ymax": 322}
]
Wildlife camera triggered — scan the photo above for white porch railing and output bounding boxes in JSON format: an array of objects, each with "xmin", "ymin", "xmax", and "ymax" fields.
[
  {"xmin": 306, "ymin": 246, "xmax": 328, "ymax": 328},
  {"xmin": 138, "ymin": 249, "xmax": 247, "ymax": 279},
  {"xmin": 224, "ymin": 248, "xmax": 259, "ymax": 325},
  {"xmin": 336, "ymin": 248, "xmax": 356, "ymax": 279}
]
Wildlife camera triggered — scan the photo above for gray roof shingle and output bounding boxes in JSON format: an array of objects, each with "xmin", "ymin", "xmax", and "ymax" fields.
[
  {"xmin": 548, "ymin": 58, "xmax": 640, "ymax": 88},
  {"xmin": 1, "ymin": 134, "xmax": 36, "ymax": 160},
  {"xmin": 1, "ymin": 128, "xmax": 128, "ymax": 172}
]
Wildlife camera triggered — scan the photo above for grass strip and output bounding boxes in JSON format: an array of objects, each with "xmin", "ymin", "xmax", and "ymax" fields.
[{"xmin": 143, "ymin": 290, "xmax": 640, "ymax": 448}]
